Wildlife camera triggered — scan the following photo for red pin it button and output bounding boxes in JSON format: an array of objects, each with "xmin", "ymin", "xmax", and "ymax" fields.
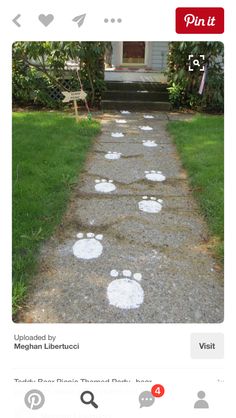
[{"xmin": 176, "ymin": 8, "xmax": 224, "ymax": 34}]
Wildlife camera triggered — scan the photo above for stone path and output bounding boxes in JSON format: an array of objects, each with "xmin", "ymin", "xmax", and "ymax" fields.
[{"xmin": 20, "ymin": 111, "xmax": 224, "ymax": 323}]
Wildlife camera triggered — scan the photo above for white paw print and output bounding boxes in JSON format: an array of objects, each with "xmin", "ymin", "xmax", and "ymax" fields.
[
  {"xmin": 73, "ymin": 232, "xmax": 103, "ymax": 260},
  {"xmin": 120, "ymin": 110, "xmax": 131, "ymax": 114},
  {"xmin": 107, "ymin": 269, "xmax": 144, "ymax": 309},
  {"xmin": 139, "ymin": 126, "xmax": 153, "ymax": 131},
  {"xmin": 138, "ymin": 196, "xmax": 163, "ymax": 213},
  {"xmin": 111, "ymin": 132, "xmax": 124, "ymax": 138},
  {"xmin": 143, "ymin": 114, "xmax": 154, "ymax": 119},
  {"xmin": 95, "ymin": 178, "xmax": 116, "ymax": 193},
  {"xmin": 116, "ymin": 119, "xmax": 127, "ymax": 124},
  {"xmin": 145, "ymin": 170, "xmax": 166, "ymax": 182},
  {"xmin": 95, "ymin": 179, "xmax": 116, "ymax": 193},
  {"xmin": 142, "ymin": 140, "xmax": 157, "ymax": 148},
  {"xmin": 104, "ymin": 151, "xmax": 122, "ymax": 160}
]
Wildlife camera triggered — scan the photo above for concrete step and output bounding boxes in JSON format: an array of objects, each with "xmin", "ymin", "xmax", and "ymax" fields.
[
  {"xmin": 105, "ymin": 81, "xmax": 168, "ymax": 92},
  {"xmin": 101, "ymin": 100, "xmax": 172, "ymax": 111},
  {"xmin": 103, "ymin": 90, "xmax": 169, "ymax": 101}
]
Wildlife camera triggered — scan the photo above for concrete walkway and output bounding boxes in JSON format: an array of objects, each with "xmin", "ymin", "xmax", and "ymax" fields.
[{"xmin": 20, "ymin": 111, "xmax": 223, "ymax": 323}]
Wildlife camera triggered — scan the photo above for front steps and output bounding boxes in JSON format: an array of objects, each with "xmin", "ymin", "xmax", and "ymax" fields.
[{"xmin": 102, "ymin": 81, "xmax": 171, "ymax": 111}]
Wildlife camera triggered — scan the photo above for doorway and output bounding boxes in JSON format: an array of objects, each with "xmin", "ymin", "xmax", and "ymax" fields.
[{"xmin": 122, "ymin": 42, "xmax": 146, "ymax": 65}]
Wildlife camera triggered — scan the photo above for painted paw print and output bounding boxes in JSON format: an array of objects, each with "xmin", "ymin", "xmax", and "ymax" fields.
[
  {"xmin": 143, "ymin": 114, "xmax": 154, "ymax": 119},
  {"xmin": 73, "ymin": 232, "xmax": 103, "ymax": 260},
  {"xmin": 138, "ymin": 196, "xmax": 163, "ymax": 213},
  {"xmin": 95, "ymin": 178, "xmax": 116, "ymax": 193},
  {"xmin": 145, "ymin": 170, "xmax": 166, "ymax": 182},
  {"xmin": 111, "ymin": 132, "xmax": 124, "ymax": 138},
  {"xmin": 116, "ymin": 119, "xmax": 127, "ymax": 124},
  {"xmin": 142, "ymin": 140, "xmax": 157, "ymax": 148},
  {"xmin": 107, "ymin": 269, "xmax": 144, "ymax": 309},
  {"xmin": 105, "ymin": 151, "xmax": 122, "ymax": 160},
  {"xmin": 139, "ymin": 125, "xmax": 153, "ymax": 131}
]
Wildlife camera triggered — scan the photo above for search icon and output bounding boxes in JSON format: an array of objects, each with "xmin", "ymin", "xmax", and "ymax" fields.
[
  {"xmin": 193, "ymin": 59, "xmax": 200, "ymax": 67},
  {"xmin": 80, "ymin": 391, "xmax": 98, "ymax": 409}
]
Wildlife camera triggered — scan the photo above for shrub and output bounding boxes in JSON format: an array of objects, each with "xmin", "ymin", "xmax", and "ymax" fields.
[
  {"xmin": 166, "ymin": 42, "xmax": 224, "ymax": 112},
  {"xmin": 167, "ymin": 83, "xmax": 185, "ymax": 108},
  {"xmin": 12, "ymin": 42, "xmax": 110, "ymax": 109}
]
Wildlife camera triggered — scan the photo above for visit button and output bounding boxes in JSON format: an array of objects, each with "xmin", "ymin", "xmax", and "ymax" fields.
[{"xmin": 191, "ymin": 333, "xmax": 224, "ymax": 359}]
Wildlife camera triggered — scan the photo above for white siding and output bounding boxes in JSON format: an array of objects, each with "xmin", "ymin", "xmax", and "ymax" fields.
[
  {"xmin": 111, "ymin": 42, "xmax": 122, "ymax": 66},
  {"xmin": 149, "ymin": 42, "xmax": 169, "ymax": 70}
]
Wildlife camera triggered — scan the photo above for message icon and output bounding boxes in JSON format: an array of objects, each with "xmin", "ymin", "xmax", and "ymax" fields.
[{"xmin": 139, "ymin": 391, "xmax": 155, "ymax": 408}]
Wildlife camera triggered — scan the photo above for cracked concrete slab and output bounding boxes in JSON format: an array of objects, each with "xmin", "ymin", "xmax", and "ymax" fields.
[
  {"xmin": 77, "ymin": 176, "xmax": 191, "ymax": 197},
  {"xmin": 83, "ymin": 152, "xmax": 183, "ymax": 180},
  {"xmin": 18, "ymin": 111, "xmax": 224, "ymax": 323},
  {"xmin": 20, "ymin": 234, "xmax": 223, "ymax": 323},
  {"xmin": 94, "ymin": 142, "xmax": 177, "ymax": 156}
]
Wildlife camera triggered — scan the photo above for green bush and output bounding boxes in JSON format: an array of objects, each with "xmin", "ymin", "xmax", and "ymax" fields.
[
  {"xmin": 166, "ymin": 42, "xmax": 224, "ymax": 112},
  {"xmin": 201, "ymin": 67, "xmax": 224, "ymax": 112},
  {"xmin": 167, "ymin": 83, "xmax": 185, "ymax": 108},
  {"xmin": 12, "ymin": 42, "xmax": 110, "ymax": 109},
  {"xmin": 12, "ymin": 65, "xmax": 62, "ymax": 108}
]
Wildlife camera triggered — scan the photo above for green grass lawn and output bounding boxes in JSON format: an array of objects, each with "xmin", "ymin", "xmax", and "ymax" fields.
[
  {"xmin": 167, "ymin": 114, "xmax": 224, "ymax": 263},
  {"xmin": 13, "ymin": 111, "xmax": 101, "ymax": 314}
]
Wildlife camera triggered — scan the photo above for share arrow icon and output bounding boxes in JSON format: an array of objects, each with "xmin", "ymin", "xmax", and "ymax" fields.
[
  {"xmin": 72, "ymin": 14, "xmax": 86, "ymax": 28},
  {"xmin": 12, "ymin": 14, "xmax": 21, "ymax": 27}
]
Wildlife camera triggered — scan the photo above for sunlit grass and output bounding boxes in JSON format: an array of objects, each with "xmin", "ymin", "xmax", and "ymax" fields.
[{"xmin": 167, "ymin": 114, "xmax": 224, "ymax": 262}]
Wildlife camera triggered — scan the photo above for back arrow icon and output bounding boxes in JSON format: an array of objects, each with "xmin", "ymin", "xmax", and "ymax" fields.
[{"xmin": 12, "ymin": 14, "xmax": 21, "ymax": 27}]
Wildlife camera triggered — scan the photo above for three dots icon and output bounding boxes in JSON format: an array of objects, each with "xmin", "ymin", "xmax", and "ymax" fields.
[{"xmin": 104, "ymin": 18, "xmax": 122, "ymax": 23}]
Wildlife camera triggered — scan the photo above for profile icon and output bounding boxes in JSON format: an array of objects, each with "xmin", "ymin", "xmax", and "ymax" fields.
[{"xmin": 194, "ymin": 391, "xmax": 209, "ymax": 409}]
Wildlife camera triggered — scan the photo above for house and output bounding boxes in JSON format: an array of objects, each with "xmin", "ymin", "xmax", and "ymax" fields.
[
  {"xmin": 110, "ymin": 42, "xmax": 168, "ymax": 70},
  {"xmin": 105, "ymin": 42, "xmax": 169, "ymax": 83},
  {"xmin": 103, "ymin": 41, "xmax": 171, "ymax": 110}
]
